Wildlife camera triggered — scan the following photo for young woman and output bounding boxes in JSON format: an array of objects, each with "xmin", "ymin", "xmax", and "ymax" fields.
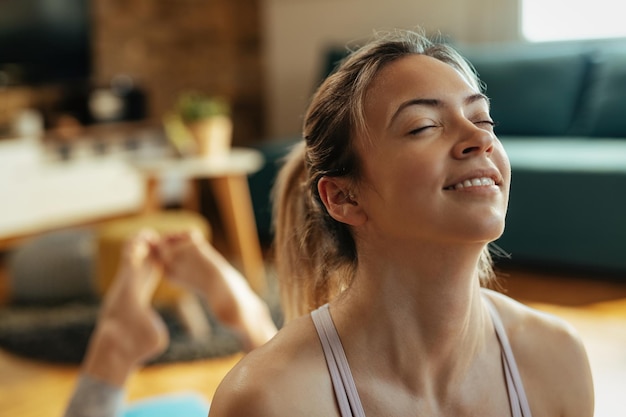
[{"xmin": 208, "ymin": 29, "xmax": 594, "ymax": 416}]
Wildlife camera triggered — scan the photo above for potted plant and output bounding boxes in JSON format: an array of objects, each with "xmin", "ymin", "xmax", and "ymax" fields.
[{"xmin": 170, "ymin": 92, "xmax": 233, "ymax": 157}]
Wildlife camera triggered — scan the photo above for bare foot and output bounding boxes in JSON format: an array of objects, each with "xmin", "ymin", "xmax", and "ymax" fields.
[
  {"xmin": 158, "ymin": 230, "xmax": 277, "ymax": 351},
  {"xmin": 82, "ymin": 229, "xmax": 169, "ymax": 386}
]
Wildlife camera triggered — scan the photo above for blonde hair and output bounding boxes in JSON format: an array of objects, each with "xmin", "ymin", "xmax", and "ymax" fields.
[{"xmin": 273, "ymin": 29, "xmax": 495, "ymax": 321}]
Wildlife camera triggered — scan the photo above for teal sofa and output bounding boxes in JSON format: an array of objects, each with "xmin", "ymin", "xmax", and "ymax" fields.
[{"xmin": 249, "ymin": 38, "xmax": 626, "ymax": 277}]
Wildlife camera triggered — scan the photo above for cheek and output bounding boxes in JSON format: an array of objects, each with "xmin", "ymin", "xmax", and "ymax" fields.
[
  {"xmin": 494, "ymin": 146, "xmax": 512, "ymax": 195},
  {"xmin": 403, "ymin": 153, "xmax": 445, "ymax": 188},
  {"xmin": 360, "ymin": 155, "xmax": 432, "ymax": 213},
  {"xmin": 384, "ymin": 158, "xmax": 442, "ymax": 214},
  {"xmin": 494, "ymin": 140, "xmax": 511, "ymax": 172},
  {"xmin": 358, "ymin": 142, "xmax": 441, "ymax": 206}
]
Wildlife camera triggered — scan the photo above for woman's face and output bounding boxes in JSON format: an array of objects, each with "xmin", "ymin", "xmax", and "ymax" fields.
[{"xmin": 353, "ymin": 54, "xmax": 511, "ymax": 246}]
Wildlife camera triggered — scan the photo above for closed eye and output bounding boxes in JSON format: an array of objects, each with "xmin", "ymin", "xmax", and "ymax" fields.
[
  {"xmin": 408, "ymin": 125, "xmax": 436, "ymax": 136},
  {"xmin": 476, "ymin": 120, "xmax": 496, "ymax": 131}
]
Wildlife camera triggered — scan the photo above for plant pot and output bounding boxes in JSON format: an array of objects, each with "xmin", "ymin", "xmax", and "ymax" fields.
[{"xmin": 186, "ymin": 115, "xmax": 233, "ymax": 157}]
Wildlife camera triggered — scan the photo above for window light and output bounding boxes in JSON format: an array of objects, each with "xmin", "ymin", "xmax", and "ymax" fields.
[{"xmin": 522, "ymin": 0, "xmax": 626, "ymax": 42}]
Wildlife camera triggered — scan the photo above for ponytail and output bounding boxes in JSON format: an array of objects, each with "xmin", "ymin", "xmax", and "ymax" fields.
[{"xmin": 272, "ymin": 142, "xmax": 354, "ymax": 321}]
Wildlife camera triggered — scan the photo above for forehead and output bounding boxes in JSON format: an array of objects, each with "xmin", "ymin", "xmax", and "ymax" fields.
[{"xmin": 363, "ymin": 54, "xmax": 480, "ymax": 122}]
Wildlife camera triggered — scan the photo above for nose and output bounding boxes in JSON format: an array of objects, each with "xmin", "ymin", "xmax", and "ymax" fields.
[{"xmin": 452, "ymin": 122, "xmax": 494, "ymax": 159}]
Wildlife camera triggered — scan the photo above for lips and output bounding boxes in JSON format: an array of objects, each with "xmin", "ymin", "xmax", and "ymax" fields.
[
  {"xmin": 443, "ymin": 169, "xmax": 502, "ymax": 190},
  {"xmin": 446, "ymin": 177, "xmax": 495, "ymax": 190}
]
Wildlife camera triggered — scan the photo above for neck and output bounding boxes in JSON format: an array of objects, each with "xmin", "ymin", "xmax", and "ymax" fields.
[{"xmin": 333, "ymin": 241, "xmax": 491, "ymax": 392}]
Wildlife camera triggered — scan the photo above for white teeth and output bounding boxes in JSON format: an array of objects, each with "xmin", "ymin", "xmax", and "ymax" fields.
[{"xmin": 452, "ymin": 177, "xmax": 495, "ymax": 190}]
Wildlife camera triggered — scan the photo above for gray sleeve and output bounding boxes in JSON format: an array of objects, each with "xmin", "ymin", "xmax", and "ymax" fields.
[{"xmin": 63, "ymin": 374, "xmax": 125, "ymax": 417}]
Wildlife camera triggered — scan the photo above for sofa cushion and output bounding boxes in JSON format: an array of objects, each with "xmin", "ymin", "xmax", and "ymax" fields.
[
  {"xmin": 464, "ymin": 47, "xmax": 589, "ymax": 137},
  {"xmin": 575, "ymin": 49, "xmax": 626, "ymax": 137},
  {"xmin": 498, "ymin": 138, "xmax": 626, "ymax": 273}
]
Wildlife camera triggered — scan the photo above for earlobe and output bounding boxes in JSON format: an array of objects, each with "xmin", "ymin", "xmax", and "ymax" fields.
[{"xmin": 317, "ymin": 177, "xmax": 367, "ymax": 226}]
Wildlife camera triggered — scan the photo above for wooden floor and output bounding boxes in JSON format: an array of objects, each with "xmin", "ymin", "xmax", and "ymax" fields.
[
  {"xmin": 0, "ymin": 349, "xmax": 241, "ymax": 417},
  {"xmin": 1, "ymin": 261, "xmax": 625, "ymax": 416}
]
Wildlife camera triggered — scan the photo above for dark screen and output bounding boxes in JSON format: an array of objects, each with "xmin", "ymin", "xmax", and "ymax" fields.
[{"xmin": 0, "ymin": 0, "xmax": 91, "ymax": 86}]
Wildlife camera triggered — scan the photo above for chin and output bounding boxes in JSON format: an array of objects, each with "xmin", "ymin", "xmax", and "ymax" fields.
[{"xmin": 465, "ymin": 220, "xmax": 506, "ymax": 244}]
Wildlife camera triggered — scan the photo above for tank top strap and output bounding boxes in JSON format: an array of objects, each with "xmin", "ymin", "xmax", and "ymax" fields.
[
  {"xmin": 312, "ymin": 297, "xmax": 532, "ymax": 417},
  {"xmin": 482, "ymin": 294, "xmax": 534, "ymax": 417},
  {"xmin": 311, "ymin": 304, "xmax": 367, "ymax": 417}
]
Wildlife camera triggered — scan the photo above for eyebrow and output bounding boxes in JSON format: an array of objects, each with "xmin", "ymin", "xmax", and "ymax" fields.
[{"xmin": 389, "ymin": 93, "xmax": 490, "ymax": 126}]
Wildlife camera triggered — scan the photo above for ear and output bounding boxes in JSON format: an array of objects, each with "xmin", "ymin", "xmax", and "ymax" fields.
[{"xmin": 317, "ymin": 176, "xmax": 367, "ymax": 226}]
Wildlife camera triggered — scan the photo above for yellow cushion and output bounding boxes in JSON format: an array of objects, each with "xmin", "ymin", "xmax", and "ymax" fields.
[{"xmin": 95, "ymin": 210, "xmax": 210, "ymax": 305}]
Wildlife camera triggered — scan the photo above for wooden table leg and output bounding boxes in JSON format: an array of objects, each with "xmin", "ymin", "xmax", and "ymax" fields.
[
  {"xmin": 142, "ymin": 174, "xmax": 161, "ymax": 213},
  {"xmin": 210, "ymin": 175, "xmax": 267, "ymax": 295},
  {"xmin": 182, "ymin": 179, "xmax": 201, "ymax": 213}
]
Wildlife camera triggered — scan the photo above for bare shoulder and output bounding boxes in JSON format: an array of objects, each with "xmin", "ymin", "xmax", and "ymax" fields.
[
  {"xmin": 482, "ymin": 289, "xmax": 594, "ymax": 417},
  {"xmin": 208, "ymin": 314, "xmax": 337, "ymax": 417}
]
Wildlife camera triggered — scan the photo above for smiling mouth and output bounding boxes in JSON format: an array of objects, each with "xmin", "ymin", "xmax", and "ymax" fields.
[{"xmin": 444, "ymin": 177, "xmax": 497, "ymax": 190}]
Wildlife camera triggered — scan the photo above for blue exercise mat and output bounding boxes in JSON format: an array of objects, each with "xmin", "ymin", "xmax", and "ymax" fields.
[{"xmin": 123, "ymin": 392, "xmax": 210, "ymax": 417}]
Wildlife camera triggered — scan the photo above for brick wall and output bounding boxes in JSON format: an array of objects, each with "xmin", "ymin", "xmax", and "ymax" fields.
[
  {"xmin": 92, "ymin": 0, "xmax": 265, "ymax": 145},
  {"xmin": 0, "ymin": 0, "xmax": 265, "ymax": 144}
]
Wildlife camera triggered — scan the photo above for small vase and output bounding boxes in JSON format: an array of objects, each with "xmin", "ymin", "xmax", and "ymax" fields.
[{"xmin": 186, "ymin": 115, "xmax": 233, "ymax": 157}]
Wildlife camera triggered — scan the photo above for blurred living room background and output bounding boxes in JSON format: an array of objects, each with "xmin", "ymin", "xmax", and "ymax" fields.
[{"xmin": 1, "ymin": 0, "xmax": 625, "ymax": 416}]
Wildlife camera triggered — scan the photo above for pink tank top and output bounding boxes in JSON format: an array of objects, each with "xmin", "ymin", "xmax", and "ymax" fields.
[{"xmin": 311, "ymin": 295, "xmax": 533, "ymax": 417}]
